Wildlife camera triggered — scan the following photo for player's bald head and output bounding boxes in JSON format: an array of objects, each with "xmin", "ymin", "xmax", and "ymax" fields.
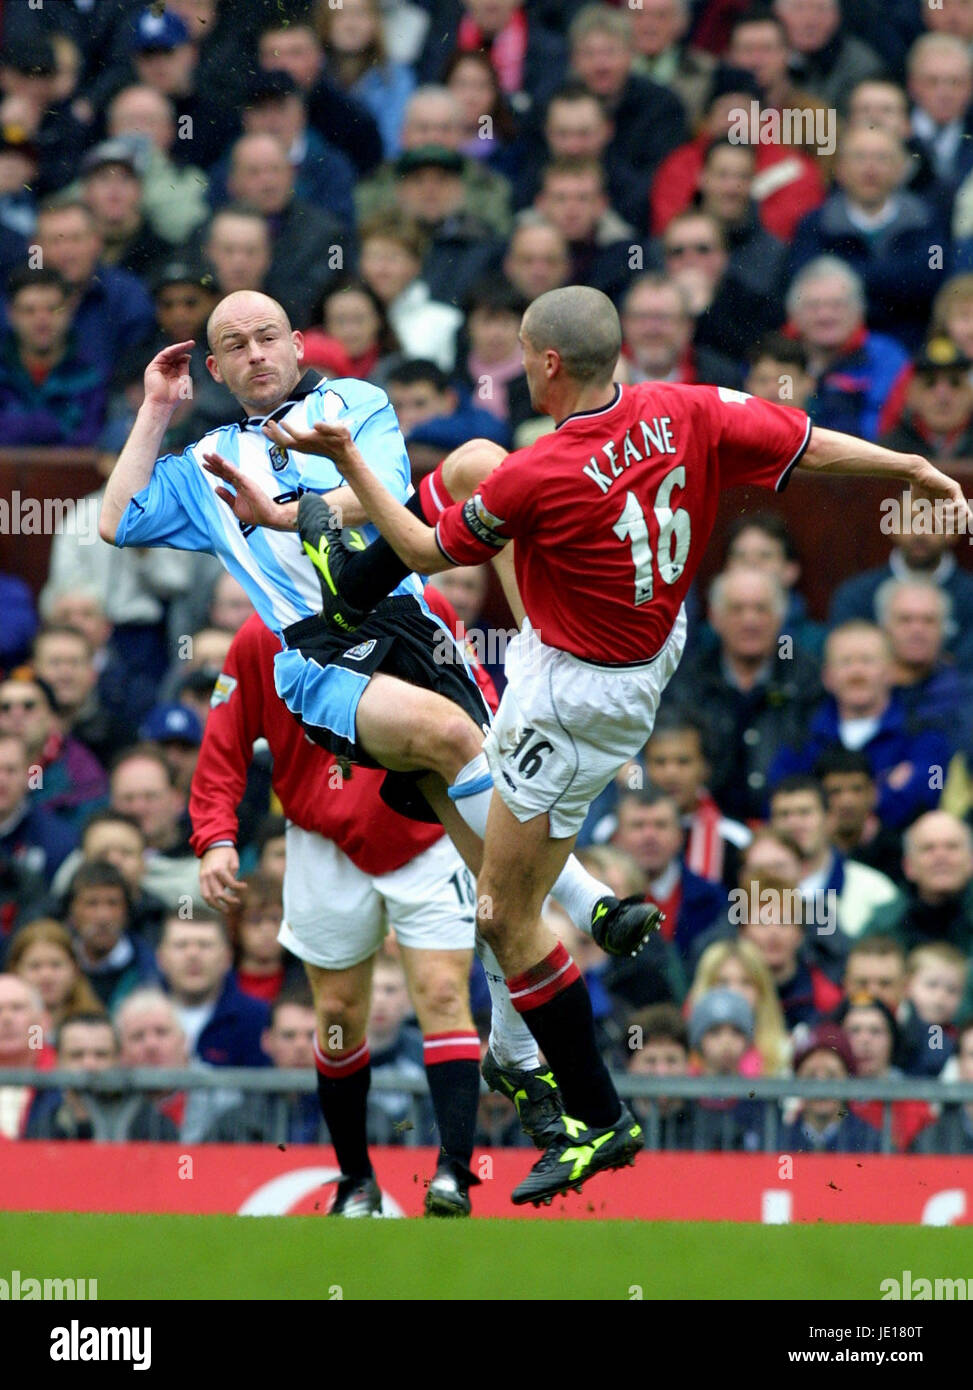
[
  {"xmin": 206, "ymin": 291, "xmax": 291, "ymax": 352},
  {"xmin": 521, "ymin": 286, "xmax": 621, "ymax": 383}
]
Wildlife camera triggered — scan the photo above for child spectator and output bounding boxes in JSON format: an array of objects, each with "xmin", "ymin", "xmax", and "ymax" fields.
[
  {"xmin": 688, "ymin": 987, "xmax": 765, "ymax": 1150},
  {"xmin": 688, "ymin": 939, "xmax": 791, "ymax": 1075},
  {"xmin": 625, "ymin": 1002, "xmax": 693, "ymax": 1147},
  {"xmin": 365, "ymin": 952, "xmax": 433, "ymax": 1143},
  {"xmin": 231, "ymin": 871, "xmax": 304, "ymax": 1006},
  {"xmin": 899, "ymin": 943, "xmax": 967, "ymax": 1076},
  {"xmin": 6, "ymin": 918, "xmax": 102, "ymax": 1039},
  {"xmin": 778, "ymin": 1023, "xmax": 881, "ymax": 1153}
]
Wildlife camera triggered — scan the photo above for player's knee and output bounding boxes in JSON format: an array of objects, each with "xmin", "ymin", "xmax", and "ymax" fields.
[
  {"xmin": 409, "ymin": 965, "xmax": 471, "ymax": 1030},
  {"xmin": 442, "ymin": 439, "xmax": 507, "ymax": 502},
  {"xmin": 314, "ymin": 995, "xmax": 367, "ymax": 1051}
]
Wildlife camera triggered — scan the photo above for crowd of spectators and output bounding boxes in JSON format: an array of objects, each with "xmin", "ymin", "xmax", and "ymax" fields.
[{"xmin": 3, "ymin": 0, "xmax": 973, "ymax": 1156}]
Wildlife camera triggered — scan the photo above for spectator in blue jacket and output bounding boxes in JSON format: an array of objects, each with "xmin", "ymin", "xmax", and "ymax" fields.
[
  {"xmin": 787, "ymin": 123, "xmax": 948, "ymax": 350},
  {"xmin": 156, "ymin": 912, "xmax": 270, "ymax": 1068},
  {"xmin": 786, "ymin": 255, "xmax": 909, "ymax": 440},
  {"xmin": 387, "ymin": 358, "xmax": 511, "ymax": 450},
  {"xmin": 778, "ymin": 1023, "xmax": 882, "ymax": 1153},
  {"xmin": 317, "ymin": 0, "xmax": 416, "ymax": 158},
  {"xmin": 769, "ymin": 622, "xmax": 952, "ymax": 830},
  {"xmin": 878, "ymin": 577, "xmax": 973, "ymax": 751},
  {"xmin": 66, "ymin": 860, "xmax": 160, "ymax": 1013},
  {"xmin": 0, "ymin": 733, "xmax": 77, "ymax": 892},
  {"xmin": 31, "ymin": 200, "xmax": 154, "ymax": 378},
  {"xmin": 0, "ymin": 267, "xmax": 107, "ymax": 446},
  {"xmin": 0, "ymin": 572, "xmax": 38, "ymax": 671}
]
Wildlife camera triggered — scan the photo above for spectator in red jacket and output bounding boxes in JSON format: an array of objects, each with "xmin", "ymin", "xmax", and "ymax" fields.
[{"xmin": 0, "ymin": 972, "xmax": 55, "ymax": 1138}]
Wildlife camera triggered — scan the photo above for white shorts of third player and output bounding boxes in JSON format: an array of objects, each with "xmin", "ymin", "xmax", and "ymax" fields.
[
  {"xmin": 483, "ymin": 607, "xmax": 688, "ymax": 839},
  {"xmin": 278, "ymin": 825, "xmax": 476, "ymax": 971}
]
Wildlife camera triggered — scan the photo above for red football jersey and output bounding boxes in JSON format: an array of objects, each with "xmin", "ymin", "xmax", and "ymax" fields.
[{"xmin": 436, "ymin": 383, "xmax": 811, "ymax": 664}]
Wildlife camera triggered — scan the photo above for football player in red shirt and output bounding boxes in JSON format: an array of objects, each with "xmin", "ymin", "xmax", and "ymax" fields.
[{"xmin": 246, "ymin": 285, "xmax": 969, "ymax": 1205}]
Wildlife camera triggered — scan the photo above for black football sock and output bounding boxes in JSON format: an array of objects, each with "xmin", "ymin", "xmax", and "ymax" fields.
[
  {"xmin": 507, "ymin": 944, "xmax": 621, "ymax": 1129},
  {"xmin": 337, "ymin": 490, "xmax": 425, "ymax": 611},
  {"xmin": 423, "ymin": 1032, "xmax": 480, "ymax": 1176},
  {"xmin": 313, "ymin": 1036, "xmax": 373, "ymax": 1179}
]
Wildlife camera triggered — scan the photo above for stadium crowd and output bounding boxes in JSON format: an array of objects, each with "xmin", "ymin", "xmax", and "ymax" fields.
[{"xmin": 3, "ymin": 0, "xmax": 973, "ymax": 1157}]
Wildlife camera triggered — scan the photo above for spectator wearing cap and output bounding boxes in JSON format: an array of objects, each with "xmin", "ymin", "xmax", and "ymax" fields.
[
  {"xmin": 0, "ymin": 674, "xmax": 108, "ymax": 835},
  {"xmin": 835, "ymin": 994, "xmax": 934, "ymax": 1150},
  {"xmin": 355, "ymin": 86, "xmax": 513, "ymax": 238},
  {"xmin": 79, "ymin": 138, "xmax": 170, "ymax": 282},
  {"xmin": 688, "ymin": 987, "xmax": 766, "ymax": 1150},
  {"xmin": 778, "ymin": 1024, "xmax": 882, "ymax": 1152},
  {"xmin": 879, "ymin": 337, "xmax": 973, "ymax": 457},
  {"xmin": 529, "ymin": 155, "xmax": 642, "ymax": 307},
  {"xmin": 788, "ymin": 123, "xmax": 948, "ymax": 350},
  {"xmin": 0, "ymin": 124, "xmax": 39, "ymax": 239},
  {"xmin": 393, "ymin": 143, "xmax": 502, "ymax": 305},
  {"xmin": 302, "ymin": 276, "xmax": 402, "ymax": 383},
  {"xmin": 417, "ymin": 0, "xmax": 568, "ymax": 115},
  {"xmin": 206, "ymin": 71, "xmax": 355, "ymax": 232},
  {"xmin": 358, "ymin": 210, "xmax": 463, "ymax": 372},
  {"xmin": 775, "ymin": 0, "xmax": 884, "ymax": 112},
  {"xmin": 32, "ymin": 624, "xmax": 134, "ymax": 771},
  {"xmin": 221, "ymin": 132, "xmax": 347, "ymax": 331},
  {"xmin": 64, "ymin": 860, "xmax": 162, "ymax": 1014},
  {"xmin": 0, "ymin": 36, "xmax": 89, "ymax": 196},
  {"xmin": 125, "ymin": 6, "xmax": 239, "ymax": 171},
  {"xmin": 139, "ymin": 703, "xmax": 203, "ymax": 798},
  {"xmin": 106, "ymin": 85, "xmax": 210, "ymax": 244},
  {"xmin": 30, "ymin": 198, "xmax": 154, "ymax": 378},
  {"xmin": 651, "ymin": 65, "xmax": 826, "ymax": 242},
  {"xmin": 0, "ymin": 266, "xmax": 108, "ymax": 447},
  {"xmin": 0, "ymin": 732, "xmax": 77, "ymax": 894},
  {"xmin": 317, "ymin": 0, "xmax": 416, "ymax": 159}
]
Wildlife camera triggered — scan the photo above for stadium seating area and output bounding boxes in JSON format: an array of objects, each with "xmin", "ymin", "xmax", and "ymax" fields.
[{"xmin": 3, "ymin": 0, "xmax": 973, "ymax": 1158}]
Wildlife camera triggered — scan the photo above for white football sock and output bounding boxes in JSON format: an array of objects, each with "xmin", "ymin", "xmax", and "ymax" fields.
[
  {"xmin": 476, "ymin": 934, "xmax": 539, "ymax": 1071},
  {"xmin": 550, "ymin": 856, "xmax": 612, "ymax": 939}
]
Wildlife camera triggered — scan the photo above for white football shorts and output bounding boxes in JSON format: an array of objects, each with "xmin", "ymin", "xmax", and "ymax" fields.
[
  {"xmin": 482, "ymin": 607, "xmax": 687, "ymax": 839},
  {"xmin": 278, "ymin": 826, "xmax": 476, "ymax": 970}
]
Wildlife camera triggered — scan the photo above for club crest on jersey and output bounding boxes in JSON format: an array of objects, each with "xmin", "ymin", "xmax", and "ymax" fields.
[
  {"xmin": 211, "ymin": 672, "xmax": 237, "ymax": 707},
  {"xmin": 345, "ymin": 639, "xmax": 377, "ymax": 661},
  {"xmin": 269, "ymin": 443, "xmax": 289, "ymax": 471}
]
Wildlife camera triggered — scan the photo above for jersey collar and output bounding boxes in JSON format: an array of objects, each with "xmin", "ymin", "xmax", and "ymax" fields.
[
  {"xmin": 555, "ymin": 382, "xmax": 622, "ymax": 429},
  {"xmin": 239, "ymin": 370, "xmax": 322, "ymax": 430}
]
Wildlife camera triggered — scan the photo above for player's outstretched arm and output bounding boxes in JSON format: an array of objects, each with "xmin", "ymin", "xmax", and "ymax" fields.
[
  {"xmin": 800, "ymin": 427, "xmax": 973, "ymax": 531},
  {"xmin": 99, "ymin": 340, "xmax": 195, "ymax": 544}
]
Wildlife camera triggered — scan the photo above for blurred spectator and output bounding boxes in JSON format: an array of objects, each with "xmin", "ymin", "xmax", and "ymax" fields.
[
  {"xmin": 631, "ymin": 0, "xmax": 715, "ymax": 127},
  {"xmin": 386, "ymin": 359, "xmax": 508, "ymax": 447},
  {"xmin": 106, "ymin": 84, "xmax": 210, "ymax": 244},
  {"xmin": 157, "ymin": 625, "xmax": 233, "ymax": 706},
  {"xmin": 0, "ymin": 974, "xmax": 52, "ymax": 1138},
  {"xmin": 66, "ymin": 858, "xmax": 160, "ymax": 1010},
  {"xmin": 208, "ymin": 70, "xmax": 355, "ymax": 232},
  {"xmin": 79, "ymin": 138, "xmax": 169, "ymax": 281},
  {"xmin": 815, "ymin": 749, "xmax": 905, "ymax": 885},
  {"xmin": 256, "ymin": 18, "xmax": 384, "ymax": 176},
  {"xmin": 156, "ymin": 912, "xmax": 270, "ymax": 1068},
  {"xmin": 418, "ymin": 0, "xmax": 568, "ymax": 114},
  {"xmin": 911, "ymin": 1018, "xmax": 973, "ymax": 1152},
  {"xmin": 769, "ymin": 775, "xmax": 902, "ymax": 949},
  {"xmin": 0, "ymin": 35, "xmax": 88, "ymax": 195},
  {"xmin": 778, "ymin": 1024, "xmax": 882, "ymax": 1152},
  {"xmin": 788, "ymin": 124, "xmax": 946, "ymax": 350},
  {"xmin": 32, "ymin": 199, "xmax": 154, "ymax": 377},
  {"xmin": 502, "ymin": 219, "xmax": 570, "ymax": 301},
  {"xmin": 51, "ymin": 809, "xmax": 168, "ymax": 947},
  {"xmin": 223, "ymin": 133, "xmax": 347, "ymax": 330},
  {"xmin": 365, "ymin": 952, "xmax": 433, "ymax": 1143},
  {"xmin": 664, "ymin": 568, "xmax": 823, "ymax": 823},
  {"xmin": 201, "ymin": 989, "xmax": 323, "ymax": 1143},
  {"xmin": 775, "ymin": 0, "xmax": 884, "ymax": 111},
  {"xmin": 0, "ymin": 733, "xmax": 76, "ymax": 894},
  {"xmin": 109, "ymin": 744, "xmax": 201, "ymax": 911},
  {"xmin": 727, "ymin": 13, "xmax": 831, "ymax": 165},
  {"xmin": 532, "ymin": 156, "xmax": 639, "ymax": 305},
  {"xmin": 393, "ymin": 144, "xmax": 500, "ymax": 304},
  {"xmin": 906, "ymin": 34, "xmax": 973, "ymax": 208},
  {"xmin": 252, "ymin": 814, "xmax": 287, "ymax": 883},
  {"xmin": 660, "ymin": 210, "xmax": 781, "ymax": 360},
  {"xmin": 302, "ymin": 277, "xmax": 401, "ymax": 382},
  {"xmin": 125, "ymin": 5, "xmax": 239, "ymax": 170},
  {"xmin": 443, "ymin": 49, "xmax": 521, "ymax": 178},
  {"xmin": 231, "ymin": 871, "xmax": 303, "ymax": 1006},
  {"xmin": 355, "ymin": 85, "xmax": 512, "ymax": 236},
  {"xmin": 828, "ymin": 489, "xmax": 973, "ymax": 674},
  {"xmin": 879, "ymin": 337, "xmax": 973, "ymax": 458},
  {"xmin": 745, "ymin": 333, "xmax": 817, "ymax": 416},
  {"xmin": 722, "ymin": 511, "xmax": 826, "ymax": 660},
  {"xmin": 358, "ymin": 211, "xmax": 462, "ymax": 371},
  {"xmin": 861, "ymin": 811, "xmax": 973, "ymax": 960},
  {"xmin": 877, "ymin": 577, "xmax": 973, "ymax": 751},
  {"xmin": 0, "ymin": 572, "xmax": 38, "ymax": 672},
  {"xmin": 843, "ymin": 935, "xmax": 908, "ymax": 1014},
  {"xmin": 317, "ymin": 0, "xmax": 416, "ymax": 158},
  {"xmin": 688, "ymin": 987, "xmax": 765, "ymax": 1149},
  {"xmin": 457, "ymin": 279, "xmax": 531, "ymax": 430},
  {"xmin": 739, "ymin": 872, "xmax": 844, "ymax": 1028},
  {"xmin": 568, "ymin": 4, "xmax": 687, "ymax": 232},
  {"xmin": 769, "ymin": 621, "xmax": 952, "ymax": 829},
  {"xmin": 33, "ymin": 623, "xmax": 132, "ymax": 771},
  {"xmin": 0, "ymin": 266, "xmax": 107, "ymax": 446},
  {"xmin": 899, "ymin": 942, "xmax": 966, "ymax": 1075},
  {"xmin": 0, "ymin": 673, "xmax": 107, "ymax": 834},
  {"xmin": 618, "ymin": 273, "xmax": 742, "ymax": 388},
  {"xmin": 688, "ymin": 937, "xmax": 791, "ymax": 1075},
  {"xmin": 24, "ymin": 1012, "xmax": 178, "ymax": 1140},
  {"xmin": 848, "ymin": 78, "xmax": 941, "ymax": 207},
  {"xmin": 650, "ymin": 64, "xmax": 826, "ymax": 241},
  {"xmin": 625, "ymin": 1002, "xmax": 695, "ymax": 1145},
  {"xmin": 610, "ymin": 787, "xmax": 728, "ymax": 964},
  {"xmin": 785, "ymin": 256, "xmax": 910, "ymax": 440},
  {"xmin": 6, "ymin": 919, "xmax": 101, "ymax": 1039},
  {"xmin": 696, "ymin": 139, "xmax": 787, "ymax": 308},
  {"xmin": 0, "ymin": 123, "xmax": 39, "ymax": 239},
  {"xmin": 836, "ymin": 994, "xmax": 934, "ymax": 1150},
  {"xmin": 138, "ymin": 704, "xmax": 202, "ymax": 798},
  {"xmin": 147, "ymin": 256, "xmax": 217, "ymax": 352},
  {"xmin": 207, "ymin": 574, "xmax": 253, "ymax": 636}
]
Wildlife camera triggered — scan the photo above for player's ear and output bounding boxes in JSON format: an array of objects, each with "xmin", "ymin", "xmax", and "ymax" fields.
[
  {"xmin": 206, "ymin": 353, "xmax": 223, "ymax": 384},
  {"xmin": 292, "ymin": 330, "xmax": 304, "ymax": 363}
]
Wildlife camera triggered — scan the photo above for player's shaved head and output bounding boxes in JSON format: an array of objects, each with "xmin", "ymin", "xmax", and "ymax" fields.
[
  {"xmin": 521, "ymin": 286, "xmax": 621, "ymax": 382},
  {"xmin": 206, "ymin": 290, "xmax": 291, "ymax": 352}
]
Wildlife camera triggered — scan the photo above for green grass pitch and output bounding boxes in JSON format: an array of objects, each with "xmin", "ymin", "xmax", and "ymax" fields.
[{"xmin": 3, "ymin": 1213, "xmax": 973, "ymax": 1299}]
